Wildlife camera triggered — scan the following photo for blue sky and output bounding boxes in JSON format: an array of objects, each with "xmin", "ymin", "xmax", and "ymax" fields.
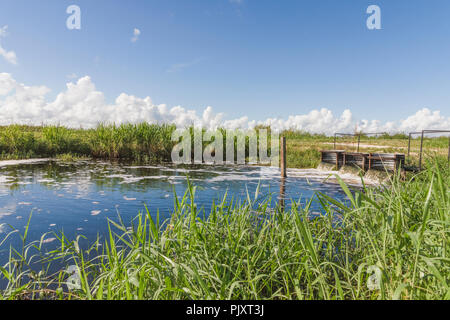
[{"xmin": 0, "ymin": 0, "xmax": 450, "ymax": 131}]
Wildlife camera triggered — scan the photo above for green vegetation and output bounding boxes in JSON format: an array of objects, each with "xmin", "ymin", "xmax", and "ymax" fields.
[
  {"xmin": 0, "ymin": 124, "xmax": 278, "ymax": 164},
  {"xmin": 284, "ymin": 131, "xmax": 449, "ymax": 169},
  {"xmin": 0, "ymin": 124, "xmax": 177, "ymax": 162},
  {"xmin": 0, "ymin": 158, "xmax": 448, "ymax": 300},
  {"xmin": 0, "ymin": 124, "xmax": 448, "ymax": 168}
]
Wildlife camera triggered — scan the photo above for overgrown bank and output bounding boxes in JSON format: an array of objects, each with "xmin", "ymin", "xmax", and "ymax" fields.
[
  {"xmin": 0, "ymin": 124, "xmax": 176, "ymax": 162},
  {"xmin": 2, "ymin": 124, "xmax": 448, "ymax": 169}
]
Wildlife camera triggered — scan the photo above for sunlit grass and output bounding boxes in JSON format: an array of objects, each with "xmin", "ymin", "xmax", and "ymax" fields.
[{"xmin": 0, "ymin": 124, "xmax": 448, "ymax": 168}]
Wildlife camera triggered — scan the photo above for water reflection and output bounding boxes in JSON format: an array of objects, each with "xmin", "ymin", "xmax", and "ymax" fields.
[
  {"xmin": 0, "ymin": 160, "xmax": 349, "ymax": 266},
  {"xmin": 279, "ymin": 177, "xmax": 286, "ymax": 212}
]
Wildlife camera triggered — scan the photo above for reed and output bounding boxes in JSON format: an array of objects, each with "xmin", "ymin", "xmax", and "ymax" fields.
[{"xmin": 0, "ymin": 124, "xmax": 448, "ymax": 168}]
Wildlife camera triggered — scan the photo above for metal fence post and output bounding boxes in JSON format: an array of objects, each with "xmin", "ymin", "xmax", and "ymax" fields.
[
  {"xmin": 448, "ymin": 135, "xmax": 450, "ymax": 163},
  {"xmin": 357, "ymin": 134, "xmax": 361, "ymax": 152},
  {"xmin": 419, "ymin": 130, "xmax": 424, "ymax": 171},
  {"xmin": 407, "ymin": 133, "xmax": 411, "ymax": 161}
]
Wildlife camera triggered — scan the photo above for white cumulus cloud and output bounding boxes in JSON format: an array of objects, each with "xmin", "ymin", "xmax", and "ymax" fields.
[{"xmin": 0, "ymin": 73, "xmax": 449, "ymax": 135}]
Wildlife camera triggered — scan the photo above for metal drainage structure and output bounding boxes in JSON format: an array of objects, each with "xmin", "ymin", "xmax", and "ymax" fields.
[{"xmin": 407, "ymin": 130, "xmax": 450, "ymax": 171}]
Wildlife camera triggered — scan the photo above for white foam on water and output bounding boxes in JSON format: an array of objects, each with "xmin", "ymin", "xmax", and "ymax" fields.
[
  {"xmin": 0, "ymin": 175, "xmax": 14, "ymax": 184},
  {"xmin": 287, "ymin": 168, "xmax": 379, "ymax": 187},
  {"xmin": 123, "ymin": 165, "xmax": 162, "ymax": 170},
  {"xmin": 111, "ymin": 164, "xmax": 362, "ymax": 187},
  {"xmin": 0, "ymin": 159, "xmax": 51, "ymax": 167},
  {"xmin": 167, "ymin": 176, "xmax": 201, "ymax": 182},
  {"xmin": 187, "ymin": 166, "xmax": 278, "ymax": 183},
  {"xmin": 105, "ymin": 174, "xmax": 134, "ymax": 179},
  {"xmin": 42, "ymin": 238, "xmax": 56, "ymax": 244},
  {"xmin": 118, "ymin": 175, "xmax": 168, "ymax": 184},
  {"xmin": 0, "ymin": 208, "xmax": 15, "ymax": 218},
  {"xmin": 126, "ymin": 165, "xmax": 240, "ymax": 176}
]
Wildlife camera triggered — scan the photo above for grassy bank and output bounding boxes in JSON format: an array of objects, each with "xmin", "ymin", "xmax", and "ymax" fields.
[
  {"xmin": 0, "ymin": 124, "xmax": 177, "ymax": 162},
  {"xmin": 1, "ymin": 124, "xmax": 448, "ymax": 168},
  {"xmin": 0, "ymin": 158, "xmax": 448, "ymax": 300},
  {"xmin": 284, "ymin": 130, "xmax": 450, "ymax": 168}
]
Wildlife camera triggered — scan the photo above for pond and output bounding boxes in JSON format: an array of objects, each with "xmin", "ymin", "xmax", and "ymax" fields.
[{"xmin": 0, "ymin": 159, "xmax": 350, "ymax": 267}]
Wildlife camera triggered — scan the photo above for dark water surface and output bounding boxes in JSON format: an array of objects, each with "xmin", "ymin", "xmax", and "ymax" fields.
[{"xmin": 0, "ymin": 160, "xmax": 348, "ymax": 267}]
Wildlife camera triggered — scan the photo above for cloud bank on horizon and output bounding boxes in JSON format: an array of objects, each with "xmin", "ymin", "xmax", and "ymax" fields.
[{"xmin": 0, "ymin": 73, "xmax": 449, "ymax": 135}]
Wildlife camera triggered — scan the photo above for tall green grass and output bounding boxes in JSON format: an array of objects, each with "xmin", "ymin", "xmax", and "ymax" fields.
[
  {"xmin": 0, "ymin": 158, "xmax": 448, "ymax": 300},
  {"xmin": 0, "ymin": 124, "xmax": 447, "ymax": 169},
  {"xmin": 0, "ymin": 124, "xmax": 177, "ymax": 162},
  {"xmin": 89, "ymin": 123, "xmax": 176, "ymax": 161},
  {"xmin": 0, "ymin": 124, "xmax": 276, "ymax": 164},
  {"xmin": 0, "ymin": 125, "xmax": 37, "ymax": 159}
]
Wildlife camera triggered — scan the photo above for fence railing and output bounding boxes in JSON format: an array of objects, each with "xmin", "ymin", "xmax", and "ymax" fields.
[{"xmin": 407, "ymin": 130, "xmax": 450, "ymax": 171}]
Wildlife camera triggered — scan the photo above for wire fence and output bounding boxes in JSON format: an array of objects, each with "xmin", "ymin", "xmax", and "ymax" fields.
[
  {"xmin": 407, "ymin": 130, "xmax": 450, "ymax": 171},
  {"xmin": 331, "ymin": 130, "xmax": 450, "ymax": 171},
  {"xmin": 333, "ymin": 132, "xmax": 388, "ymax": 152}
]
